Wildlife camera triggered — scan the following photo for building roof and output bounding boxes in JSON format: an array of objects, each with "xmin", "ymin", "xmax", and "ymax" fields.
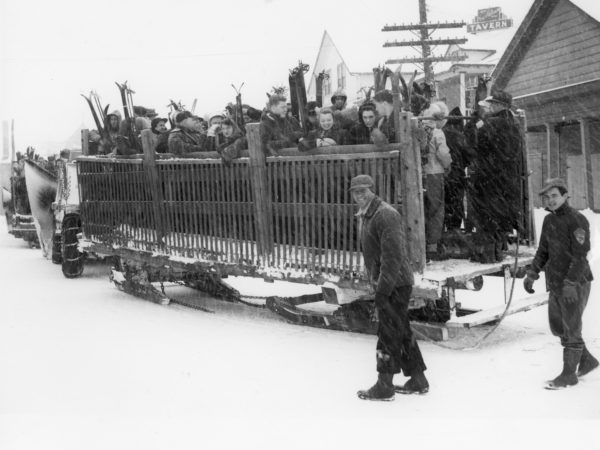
[
  {"xmin": 313, "ymin": 30, "xmax": 400, "ymax": 75},
  {"xmin": 493, "ymin": 0, "xmax": 600, "ymax": 88},
  {"xmin": 570, "ymin": 0, "xmax": 600, "ymax": 22},
  {"xmin": 308, "ymin": 30, "xmax": 419, "ymax": 94}
]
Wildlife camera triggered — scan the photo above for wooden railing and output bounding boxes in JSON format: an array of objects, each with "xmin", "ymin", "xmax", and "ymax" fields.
[{"xmin": 77, "ymin": 114, "xmax": 426, "ymax": 282}]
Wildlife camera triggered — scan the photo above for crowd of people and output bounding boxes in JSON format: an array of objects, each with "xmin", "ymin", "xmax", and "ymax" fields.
[{"xmin": 83, "ymin": 81, "xmax": 529, "ymax": 262}]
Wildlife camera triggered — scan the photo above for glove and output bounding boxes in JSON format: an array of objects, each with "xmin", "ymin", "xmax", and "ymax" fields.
[
  {"xmin": 523, "ymin": 276, "xmax": 535, "ymax": 294},
  {"xmin": 562, "ymin": 280, "xmax": 579, "ymax": 304}
]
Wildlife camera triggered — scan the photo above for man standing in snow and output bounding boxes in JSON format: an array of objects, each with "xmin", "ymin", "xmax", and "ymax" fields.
[
  {"xmin": 523, "ymin": 178, "xmax": 597, "ymax": 389},
  {"xmin": 351, "ymin": 175, "xmax": 428, "ymax": 401}
]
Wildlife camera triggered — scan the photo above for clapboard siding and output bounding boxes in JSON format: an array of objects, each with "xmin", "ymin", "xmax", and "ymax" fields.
[
  {"xmin": 506, "ymin": 0, "xmax": 600, "ymax": 96},
  {"xmin": 517, "ymin": 93, "xmax": 600, "ymax": 126}
]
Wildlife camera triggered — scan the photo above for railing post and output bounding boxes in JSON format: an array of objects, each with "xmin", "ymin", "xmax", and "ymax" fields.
[
  {"xmin": 81, "ymin": 129, "xmax": 90, "ymax": 156},
  {"xmin": 141, "ymin": 129, "xmax": 166, "ymax": 245},
  {"xmin": 245, "ymin": 123, "xmax": 274, "ymax": 263},
  {"xmin": 391, "ymin": 73, "xmax": 426, "ymax": 272},
  {"xmin": 402, "ymin": 114, "xmax": 426, "ymax": 273}
]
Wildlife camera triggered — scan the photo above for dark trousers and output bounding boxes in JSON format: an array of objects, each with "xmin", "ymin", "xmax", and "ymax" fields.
[
  {"xmin": 548, "ymin": 281, "xmax": 591, "ymax": 350},
  {"xmin": 444, "ymin": 173, "xmax": 465, "ymax": 230},
  {"xmin": 376, "ymin": 285, "xmax": 427, "ymax": 376},
  {"xmin": 424, "ymin": 173, "xmax": 445, "ymax": 246}
]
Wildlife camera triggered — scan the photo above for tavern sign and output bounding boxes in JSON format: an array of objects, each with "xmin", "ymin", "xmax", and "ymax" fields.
[{"xmin": 467, "ymin": 7, "xmax": 513, "ymax": 34}]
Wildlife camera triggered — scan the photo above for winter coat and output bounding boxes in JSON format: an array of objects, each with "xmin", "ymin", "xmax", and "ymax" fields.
[
  {"xmin": 469, "ymin": 108, "xmax": 524, "ymax": 231},
  {"xmin": 332, "ymin": 107, "xmax": 358, "ymax": 130},
  {"xmin": 372, "ymin": 113, "xmax": 396, "ymax": 147},
  {"xmin": 302, "ymin": 124, "xmax": 348, "ymax": 149},
  {"xmin": 155, "ymin": 132, "xmax": 170, "ymax": 154},
  {"xmin": 530, "ymin": 203, "xmax": 594, "ymax": 292},
  {"xmin": 149, "ymin": 131, "xmax": 170, "ymax": 154},
  {"xmin": 348, "ymin": 103, "xmax": 377, "ymax": 145},
  {"xmin": 442, "ymin": 107, "xmax": 471, "ymax": 176},
  {"xmin": 259, "ymin": 112, "xmax": 302, "ymax": 156},
  {"xmin": 168, "ymin": 127, "xmax": 207, "ymax": 156},
  {"xmin": 422, "ymin": 126, "xmax": 452, "ymax": 175},
  {"xmin": 216, "ymin": 131, "xmax": 247, "ymax": 164},
  {"xmin": 359, "ymin": 196, "xmax": 414, "ymax": 295}
]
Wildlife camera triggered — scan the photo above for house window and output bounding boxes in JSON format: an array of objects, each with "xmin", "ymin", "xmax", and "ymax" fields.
[
  {"xmin": 323, "ymin": 69, "xmax": 332, "ymax": 96},
  {"xmin": 337, "ymin": 63, "xmax": 346, "ymax": 90}
]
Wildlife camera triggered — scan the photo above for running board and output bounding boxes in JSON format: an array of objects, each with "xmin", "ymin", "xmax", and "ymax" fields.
[{"xmin": 446, "ymin": 293, "xmax": 549, "ymax": 328}]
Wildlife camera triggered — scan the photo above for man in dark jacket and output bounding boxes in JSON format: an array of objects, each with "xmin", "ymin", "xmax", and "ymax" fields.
[
  {"xmin": 469, "ymin": 91, "xmax": 524, "ymax": 263},
  {"xmin": 348, "ymin": 102, "xmax": 377, "ymax": 145},
  {"xmin": 259, "ymin": 94, "xmax": 302, "ymax": 156},
  {"xmin": 524, "ymin": 178, "xmax": 596, "ymax": 389},
  {"xmin": 371, "ymin": 90, "xmax": 396, "ymax": 146},
  {"xmin": 351, "ymin": 175, "xmax": 428, "ymax": 401},
  {"xmin": 167, "ymin": 111, "xmax": 208, "ymax": 156}
]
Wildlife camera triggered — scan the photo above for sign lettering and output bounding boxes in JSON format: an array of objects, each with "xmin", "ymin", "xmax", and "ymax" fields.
[{"xmin": 468, "ymin": 7, "xmax": 513, "ymax": 34}]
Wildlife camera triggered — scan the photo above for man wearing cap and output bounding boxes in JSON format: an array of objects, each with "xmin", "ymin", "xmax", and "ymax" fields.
[
  {"xmin": 469, "ymin": 90, "xmax": 524, "ymax": 263},
  {"xmin": 330, "ymin": 89, "xmax": 357, "ymax": 130},
  {"xmin": 351, "ymin": 174, "xmax": 428, "ymax": 401},
  {"xmin": 150, "ymin": 118, "xmax": 169, "ymax": 154},
  {"xmin": 523, "ymin": 179, "xmax": 596, "ymax": 389},
  {"xmin": 168, "ymin": 111, "xmax": 207, "ymax": 156}
]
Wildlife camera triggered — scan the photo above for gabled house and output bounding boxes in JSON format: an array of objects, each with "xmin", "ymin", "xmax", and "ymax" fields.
[{"xmin": 306, "ymin": 31, "xmax": 416, "ymax": 108}]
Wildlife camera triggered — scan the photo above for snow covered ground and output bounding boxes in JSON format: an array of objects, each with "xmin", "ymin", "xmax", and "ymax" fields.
[{"xmin": 1, "ymin": 211, "xmax": 599, "ymax": 450}]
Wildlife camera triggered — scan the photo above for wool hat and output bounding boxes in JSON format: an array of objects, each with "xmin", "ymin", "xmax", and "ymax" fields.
[
  {"xmin": 348, "ymin": 174, "xmax": 374, "ymax": 191},
  {"xmin": 331, "ymin": 89, "xmax": 347, "ymax": 103},
  {"xmin": 478, "ymin": 90, "xmax": 512, "ymax": 108},
  {"xmin": 150, "ymin": 117, "xmax": 168, "ymax": 131},
  {"xmin": 538, "ymin": 178, "xmax": 568, "ymax": 196},
  {"xmin": 175, "ymin": 111, "xmax": 193, "ymax": 124}
]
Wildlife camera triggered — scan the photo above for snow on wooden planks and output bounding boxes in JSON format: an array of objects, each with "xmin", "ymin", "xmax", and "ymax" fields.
[{"xmin": 446, "ymin": 292, "xmax": 549, "ymax": 328}]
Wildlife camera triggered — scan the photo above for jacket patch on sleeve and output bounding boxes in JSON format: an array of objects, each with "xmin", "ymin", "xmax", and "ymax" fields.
[{"xmin": 574, "ymin": 228, "xmax": 586, "ymax": 245}]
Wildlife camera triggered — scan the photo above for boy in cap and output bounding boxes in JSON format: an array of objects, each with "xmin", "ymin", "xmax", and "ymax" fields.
[
  {"xmin": 150, "ymin": 118, "xmax": 169, "ymax": 153},
  {"xmin": 350, "ymin": 174, "xmax": 428, "ymax": 401},
  {"xmin": 524, "ymin": 178, "xmax": 596, "ymax": 389}
]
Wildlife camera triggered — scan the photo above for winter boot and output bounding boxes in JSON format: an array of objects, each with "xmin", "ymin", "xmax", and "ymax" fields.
[
  {"xmin": 357, "ymin": 373, "xmax": 395, "ymax": 401},
  {"xmin": 394, "ymin": 371, "xmax": 429, "ymax": 395},
  {"xmin": 577, "ymin": 346, "xmax": 599, "ymax": 377},
  {"xmin": 545, "ymin": 348, "xmax": 582, "ymax": 390}
]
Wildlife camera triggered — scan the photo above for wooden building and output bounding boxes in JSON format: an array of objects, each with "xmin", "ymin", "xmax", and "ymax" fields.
[
  {"xmin": 307, "ymin": 30, "xmax": 416, "ymax": 107},
  {"xmin": 492, "ymin": 0, "xmax": 600, "ymax": 211}
]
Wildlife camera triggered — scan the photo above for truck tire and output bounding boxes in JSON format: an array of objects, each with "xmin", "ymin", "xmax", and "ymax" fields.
[{"xmin": 61, "ymin": 215, "xmax": 84, "ymax": 278}]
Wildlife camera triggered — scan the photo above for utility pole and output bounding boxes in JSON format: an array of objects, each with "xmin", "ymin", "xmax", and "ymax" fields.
[
  {"xmin": 382, "ymin": 0, "xmax": 467, "ymax": 97},
  {"xmin": 418, "ymin": 0, "xmax": 433, "ymax": 85}
]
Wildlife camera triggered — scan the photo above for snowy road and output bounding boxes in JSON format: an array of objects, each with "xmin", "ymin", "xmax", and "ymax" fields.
[{"xmin": 1, "ymin": 218, "xmax": 599, "ymax": 450}]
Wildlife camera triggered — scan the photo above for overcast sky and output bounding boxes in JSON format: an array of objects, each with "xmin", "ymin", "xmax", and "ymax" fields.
[{"xmin": 0, "ymin": 0, "xmax": 534, "ymax": 153}]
